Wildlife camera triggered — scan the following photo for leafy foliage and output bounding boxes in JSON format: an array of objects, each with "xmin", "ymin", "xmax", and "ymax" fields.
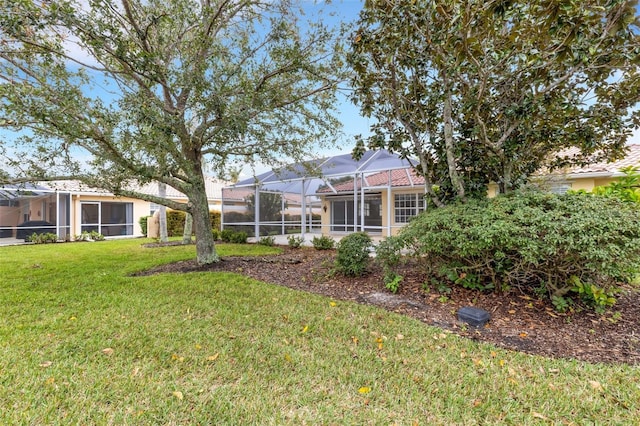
[
  {"xmin": 349, "ymin": 0, "xmax": 640, "ymax": 204},
  {"xmin": 138, "ymin": 216, "xmax": 151, "ymax": 237},
  {"xmin": 26, "ymin": 232, "xmax": 58, "ymax": 244},
  {"xmin": 0, "ymin": 0, "xmax": 345, "ymax": 264},
  {"xmin": 375, "ymin": 236, "xmax": 406, "ymax": 293},
  {"xmin": 245, "ymin": 193, "xmax": 286, "ymax": 222},
  {"xmin": 334, "ymin": 232, "xmax": 372, "ymax": 277},
  {"xmin": 220, "ymin": 229, "xmax": 247, "ymax": 244},
  {"xmin": 312, "ymin": 235, "xmax": 335, "ymax": 250},
  {"xmin": 287, "ymin": 235, "xmax": 305, "ymax": 249},
  {"xmin": 395, "ymin": 191, "xmax": 640, "ymax": 310},
  {"xmin": 593, "ymin": 166, "xmax": 640, "ymax": 203},
  {"xmin": 258, "ymin": 235, "xmax": 276, "ymax": 247}
]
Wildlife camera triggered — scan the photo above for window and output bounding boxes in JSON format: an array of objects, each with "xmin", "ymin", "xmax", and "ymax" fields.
[
  {"xmin": 394, "ymin": 193, "xmax": 425, "ymax": 223},
  {"xmin": 81, "ymin": 202, "xmax": 134, "ymax": 236},
  {"xmin": 150, "ymin": 202, "xmax": 161, "ymax": 216},
  {"xmin": 549, "ymin": 182, "xmax": 572, "ymax": 195}
]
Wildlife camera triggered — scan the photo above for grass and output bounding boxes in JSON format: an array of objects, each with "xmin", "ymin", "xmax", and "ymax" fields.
[{"xmin": 1, "ymin": 239, "xmax": 639, "ymax": 424}]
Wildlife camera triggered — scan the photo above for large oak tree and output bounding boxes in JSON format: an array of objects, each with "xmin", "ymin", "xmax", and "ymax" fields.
[
  {"xmin": 0, "ymin": 0, "xmax": 345, "ymax": 263},
  {"xmin": 350, "ymin": 0, "xmax": 640, "ymax": 204}
]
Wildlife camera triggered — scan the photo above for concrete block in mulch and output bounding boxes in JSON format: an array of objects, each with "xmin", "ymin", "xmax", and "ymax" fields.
[{"xmin": 458, "ymin": 306, "xmax": 491, "ymax": 327}]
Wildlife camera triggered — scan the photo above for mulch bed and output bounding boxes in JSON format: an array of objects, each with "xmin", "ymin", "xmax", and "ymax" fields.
[{"xmin": 135, "ymin": 244, "xmax": 640, "ymax": 365}]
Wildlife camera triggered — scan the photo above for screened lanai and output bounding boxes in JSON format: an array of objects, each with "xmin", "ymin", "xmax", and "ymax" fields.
[
  {"xmin": 0, "ymin": 183, "xmax": 72, "ymax": 243},
  {"xmin": 221, "ymin": 150, "xmax": 428, "ymax": 238}
]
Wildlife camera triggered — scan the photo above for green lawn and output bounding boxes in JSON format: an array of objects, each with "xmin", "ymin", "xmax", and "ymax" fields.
[{"xmin": 1, "ymin": 239, "xmax": 639, "ymax": 424}]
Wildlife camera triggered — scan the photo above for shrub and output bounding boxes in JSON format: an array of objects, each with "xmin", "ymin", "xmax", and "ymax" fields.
[
  {"xmin": 139, "ymin": 216, "xmax": 151, "ymax": 236},
  {"xmin": 75, "ymin": 231, "xmax": 105, "ymax": 242},
  {"xmin": 592, "ymin": 166, "xmax": 640, "ymax": 203},
  {"xmin": 220, "ymin": 229, "xmax": 248, "ymax": 244},
  {"xmin": 220, "ymin": 229, "xmax": 236, "ymax": 242},
  {"xmin": 166, "ymin": 210, "xmax": 187, "ymax": 236},
  {"xmin": 334, "ymin": 232, "xmax": 372, "ymax": 277},
  {"xmin": 258, "ymin": 235, "xmax": 276, "ymax": 246},
  {"xmin": 312, "ymin": 235, "xmax": 335, "ymax": 250},
  {"xmin": 376, "ymin": 236, "xmax": 406, "ymax": 293},
  {"xmin": 397, "ymin": 191, "xmax": 640, "ymax": 311},
  {"xmin": 212, "ymin": 229, "xmax": 221, "ymax": 241},
  {"xmin": 26, "ymin": 232, "xmax": 58, "ymax": 244},
  {"xmin": 287, "ymin": 235, "xmax": 305, "ymax": 248},
  {"xmin": 229, "ymin": 231, "xmax": 248, "ymax": 244},
  {"xmin": 209, "ymin": 211, "xmax": 221, "ymax": 232}
]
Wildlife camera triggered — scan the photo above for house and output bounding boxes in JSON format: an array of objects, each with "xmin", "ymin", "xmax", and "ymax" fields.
[
  {"xmin": 224, "ymin": 146, "xmax": 640, "ymax": 238},
  {"xmin": 0, "ymin": 177, "xmax": 227, "ymax": 243}
]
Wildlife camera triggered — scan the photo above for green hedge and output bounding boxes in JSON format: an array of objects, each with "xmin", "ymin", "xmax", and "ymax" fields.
[
  {"xmin": 393, "ymin": 191, "xmax": 640, "ymax": 311},
  {"xmin": 163, "ymin": 210, "xmax": 221, "ymax": 236}
]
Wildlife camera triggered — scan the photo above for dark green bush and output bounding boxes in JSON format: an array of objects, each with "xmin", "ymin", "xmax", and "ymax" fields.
[
  {"xmin": 212, "ymin": 229, "xmax": 221, "ymax": 241},
  {"xmin": 312, "ymin": 235, "xmax": 335, "ymax": 250},
  {"xmin": 397, "ymin": 191, "xmax": 640, "ymax": 310},
  {"xmin": 139, "ymin": 216, "xmax": 151, "ymax": 236},
  {"xmin": 220, "ymin": 229, "xmax": 248, "ymax": 244},
  {"xmin": 220, "ymin": 229, "xmax": 236, "ymax": 242},
  {"xmin": 334, "ymin": 232, "xmax": 372, "ymax": 277},
  {"xmin": 229, "ymin": 231, "xmax": 248, "ymax": 244}
]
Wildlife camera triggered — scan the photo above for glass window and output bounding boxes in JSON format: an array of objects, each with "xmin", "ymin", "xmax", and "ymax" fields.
[
  {"xmin": 81, "ymin": 202, "xmax": 133, "ymax": 236},
  {"xmin": 394, "ymin": 193, "xmax": 425, "ymax": 223}
]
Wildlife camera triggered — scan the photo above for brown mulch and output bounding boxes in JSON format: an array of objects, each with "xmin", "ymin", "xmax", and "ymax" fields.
[{"xmin": 135, "ymin": 244, "xmax": 640, "ymax": 365}]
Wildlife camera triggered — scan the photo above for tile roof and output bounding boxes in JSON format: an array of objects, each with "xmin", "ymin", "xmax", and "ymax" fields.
[
  {"xmin": 317, "ymin": 168, "xmax": 425, "ymax": 194},
  {"xmin": 316, "ymin": 145, "xmax": 640, "ymax": 194},
  {"xmin": 562, "ymin": 144, "xmax": 640, "ymax": 175}
]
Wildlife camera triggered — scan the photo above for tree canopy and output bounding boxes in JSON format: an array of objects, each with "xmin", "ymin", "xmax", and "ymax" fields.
[
  {"xmin": 349, "ymin": 0, "xmax": 640, "ymax": 205},
  {"xmin": 0, "ymin": 0, "xmax": 346, "ymax": 263}
]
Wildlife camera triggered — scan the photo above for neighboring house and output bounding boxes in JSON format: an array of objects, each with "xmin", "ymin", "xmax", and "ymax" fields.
[
  {"xmin": 0, "ymin": 177, "xmax": 227, "ymax": 242},
  {"xmin": 224, "ymin": 146, "xmax": 640, "ymax": 238},
  {"xmin": 544, "ymin": 144, "xmax": 640, "ymax": 194}
]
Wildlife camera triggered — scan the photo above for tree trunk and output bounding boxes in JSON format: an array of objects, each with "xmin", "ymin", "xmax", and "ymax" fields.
[
  {"xmin": 500, "ymin": 162, "xmax": 514, "ymax": 194},
  {"xmin": 189, "ymin": 178, "xmax": 219, "ymax": 264},
  {"xmin": 158, "ymin": 182, "xmax": 168, "ymax": 242},
  {"xmin": 443, "ymin": 76, "xmax": 466, "ymax": 202},
  {"xmin": 182, "ymin": 212, "xmax": 193, "ymax": 245}
]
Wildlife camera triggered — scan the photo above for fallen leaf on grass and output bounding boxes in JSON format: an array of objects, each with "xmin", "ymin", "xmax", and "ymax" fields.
[
  {"xmin": 589, "ymin": 380, "xmax": 604, "ymax": 391},
  {"xmin": 358, "ymin": 386, "xmax": 371, "ymax": 394},
  {"xmin": 207, "ymin": 353, "xmax": 219, "ymax": 362},
  {"xmin": 329, "ymin": 301, "xmax": 337, "ymax": 307},
  {"xmin": 101, "ymin": 348, "xmax": 114, "ymax": 356},
  {"xmin": 39, "ymin": 361, "xmax": 53, "ymax": 368},
  {"xmin": 172, "ymin": 391, "xmax": 183, "ymax": 400},
  {"xmin": 532, "ymin": 412, "xmax": 548, "ymax": 420},
  {"xmin": 301, "ymin": 325, "xmax": 309, "ymax": 333}
]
